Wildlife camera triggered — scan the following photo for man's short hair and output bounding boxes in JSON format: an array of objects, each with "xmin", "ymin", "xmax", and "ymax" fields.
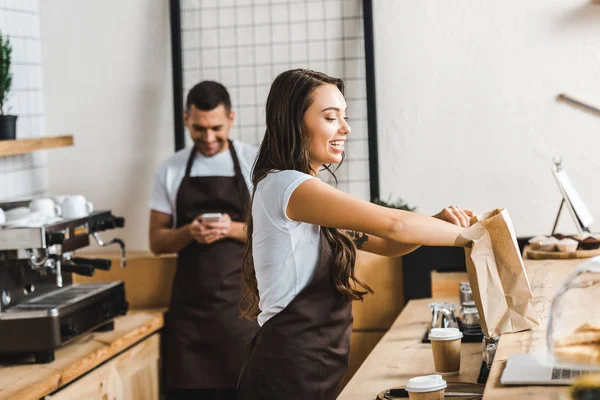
[{"xmin": 186, "ymin": 81, "xmax": 232, "ymax": 113}]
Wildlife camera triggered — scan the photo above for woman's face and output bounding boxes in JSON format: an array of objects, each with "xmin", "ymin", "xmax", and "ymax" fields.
[{"xmin": 303, "ymin": 83, "xmax": 351, "ymax": 173}]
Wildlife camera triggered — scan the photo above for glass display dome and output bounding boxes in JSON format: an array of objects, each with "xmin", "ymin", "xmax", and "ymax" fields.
[{"xmin": 546, "ymin": 256, "xmax": 600, "ymax": 370}]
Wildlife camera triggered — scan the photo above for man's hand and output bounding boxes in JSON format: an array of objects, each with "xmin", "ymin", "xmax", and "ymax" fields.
[
  {"xmin": 204, "ymin": 213, "xmax": 232, "ymax": 239},
  {"xmin": 190, "ymin": 218, "xmax": 223, "ymax": 244},
  {"xmin": 433, "ymin": 206, "xmax": 474, "ymax": 228}
]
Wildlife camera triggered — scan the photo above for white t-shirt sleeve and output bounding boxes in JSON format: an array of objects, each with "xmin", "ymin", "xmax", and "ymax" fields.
[
  {"xmin": 259, "ymin": 170, "xmax": 314, "ymax": 231},
  {"xmin": 149, "ymin": 163, "xmax": 173, "ymax": 215}
]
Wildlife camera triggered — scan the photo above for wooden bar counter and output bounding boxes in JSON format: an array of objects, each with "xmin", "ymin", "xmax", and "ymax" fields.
[
  {"xmin": 339, "ymin": 258, "xmax": 583, "ymax": 399},
  {"xmin": 0, "ymin": 309, "xmax": 164, "ymax": 400}
]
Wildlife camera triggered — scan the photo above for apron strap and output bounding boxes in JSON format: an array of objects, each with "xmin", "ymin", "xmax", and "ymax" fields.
[
  {"xmin": 228, "ymin": 139, "xmax": 250, "ymax": 210},
  {"xmin": 183, "ymin": 146, "xmax": 196, "ymax": 178}
]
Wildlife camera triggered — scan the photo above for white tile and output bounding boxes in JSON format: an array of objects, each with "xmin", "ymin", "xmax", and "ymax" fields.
[
  {"xmin": 239, "ymin": 86, "xmax": 256, "ymax": 106},
  {"xmin": 348, "ymin": 159, "xmax": 369, "ymax": 181},
  {"xmin": 290, "ymin": 42, "xmax": 307, "ymax": 63},
  {"xmin": 289, "ymin": 22, "xmax": 306, "ymax": 42},
  {"xmin": 238, "ymin": 66, "xmax": 254, "ymax": 84},
  {"xmin": 348, "ymin": 118, "xmax": 367, "ymax": 139},
  {"xmin": 202, "ymin": 48, "xmax": 219, "ymax": 68},
  {"xmin": 219, "ymin": 8, "xmax": 236, "ymax": 26},
  {"xmin": 254, "ymin": 25, "xmax": 270, "ymax": 45},
  {"xmin": 221, "ymin": 47, "xmax": 236, "ymax": 66},
  {"xmin": 236, "ymin": 6, "xmax": 252, "ymax": 24},
  {"xmin": 229, "ymin": 88, "xmax": 240, "ymax": 105},
  {"xmin": 308, "ymin": 21, "xmax": 325, "ymax": 41},
  {"xmin": 236, "ymin": 0, "xmax": 252, "ymax": 5},
  {"xmin": 201, "ymin": 0, "xmax": 217, "ymax": 8},
  {"xmin": 289, "ymin": 3, "xmax": 307, "ymax": 22},
  {"xmin": 325, "ymin": 60, "xmax": 343, "ymax": 79},
  {"xmin": 183, "ymin": 29, "xmax": 200, "ymax": 49},
  {"xmin": 237, "ymin": 46, "xmax": 254, "ymax": 64},
  {"xmin": 346, "ymin": 138, "xmax": 368, "ymax": 159},
  {"xmin": 254, "ymin": 45, "xmax": 271, "ymax": 64},
  {"xmin": 183, "ymin": 49, "xmax": 201, "ymax": 68},
  {"xmin": 253, "ymin": 5, "xmax": 270, "ymax": 25},
  {"xmin": 219, "ymin": 0, "xmax": 235, "ymax": 6},
  {"xmin": 31, "ymin": 166, "xmax": 48, "ymax": 194},
  {"xmin": 256, "ymin": 66, "xmax": 271, "ymax": 85},
  {"xmin": 12, "ymin": 65, "xmax": 26, "ymax": 89},
  {"xmin": 344, "ymin": 59, "xmax": 365, "ymax": 79},
  {"xmin": 326, "ymin": 20, "xmax": 343, "ymax": 40},
  {"xmin": 325, "ymin": 1, "xmax": 343, "ymax": 18},
  {"xmin": 185, "ymin": 67, "xmax": 201, "ymax": 85},
  {"xmin": 345, "ymin": 81, "xmax": 366, "ymax": 101},
  {"xmin": 271, "ymin": 24, "xmax": 289, "ymax": 44},
  {"xmin": 220, "ymin": 67, "xmax": 238, "ymax": 87},
  {"xmin": 182, "ymin": 10, "xmax": 200, "ymax": 30},
  {"xmin": 237, "ymin": 26, "xmax": 253, "ymax": 46},
  {"xmin": 272, "ymin": 44, "xmax": 290, "ymax": 64},
  {"xmin": 307, "ymin": 41, "xmax": 325, "ymax": 61},
  {"xmin": 240, "ymin": 108, "xmax": 257, "ymax": 126},
  {"xmin": 181, "ymin": 0, "xmax": 201, "ymax": 10},
  {"xmin": 201, "ymin": 9, "xmax": 217, "ymax": 29},
  {"xmin": 344, "ymin": 18, "xmax": 361, "ymax": 37},
  {"xmin": 271, "ymin": 4, "xmax": 288, "ymax": 24},
  {"xmin": 326, "ymin": 39, "xmax": 344, "ymax": 60},
  {"xmin": 345, "ymin": 38, "xmax": 364, "ymax": 58},
  {"xmin": 201, "ymin": 29, "xmax": 219, "ymax": 47},
  {"xmin": 255, "ymin": 84, "xmax": 270, "ymax": 105},
  {"xmin": 307, "ymin": 2, "xmax": 323, "ymax": 20},
  {"xmin": 219, "ymin": 26, "xmax": 236, "ymax": 47},
  {"xmin": 308, "ymin": 60, "xmax": 326, "ymax": 73},
  {"xmin": 343, "ymin": 0, "xmax": 360, "ymax": 18}
]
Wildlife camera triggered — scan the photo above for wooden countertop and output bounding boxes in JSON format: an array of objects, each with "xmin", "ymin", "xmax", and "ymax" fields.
[
  {"xmin": 0, "ymin": 309, "xmax": 165, "ymax": 400},
  {"xmin": 339, "ymin": 258, "xmax": 583, "ymax": 400},
  {"xmin": 338, "ymin": 298, "xmax": 482, "ymax": 399}
]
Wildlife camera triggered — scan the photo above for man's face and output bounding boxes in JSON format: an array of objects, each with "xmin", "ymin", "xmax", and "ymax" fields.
[{"xmin": 184, "ymin": 104, "xmax": 234, "ymax": 157}]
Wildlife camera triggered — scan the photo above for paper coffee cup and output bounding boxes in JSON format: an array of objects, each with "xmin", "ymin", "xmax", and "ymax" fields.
[
  {"xmin": 428, "ymin": 328, "xmax": 463, "ymax": 376},
  {"xmin": 405, "ymin": 374, "xmax": 447, "ymax": 400}
]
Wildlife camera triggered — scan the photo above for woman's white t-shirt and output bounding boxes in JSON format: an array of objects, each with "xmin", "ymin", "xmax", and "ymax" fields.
[{"xmin": 252, "ymin": 170, "xmax": 321, "ymax": 326}]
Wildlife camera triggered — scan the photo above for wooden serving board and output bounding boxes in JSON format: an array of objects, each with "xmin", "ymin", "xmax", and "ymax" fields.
[{"xmin": 525, "ymin": 245, "xmax": 600, "ymax": 260}]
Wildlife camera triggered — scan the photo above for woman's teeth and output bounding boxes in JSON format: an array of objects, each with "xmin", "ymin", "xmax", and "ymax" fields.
[{"xmin": 330, "ymin": 141, "xmax": 344, "ymax": 148}]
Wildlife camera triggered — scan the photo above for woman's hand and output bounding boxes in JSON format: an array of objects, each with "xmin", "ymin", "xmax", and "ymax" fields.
[{"xmin": 433, "ymin": 206, "xmax": 474, "ymax": 228}]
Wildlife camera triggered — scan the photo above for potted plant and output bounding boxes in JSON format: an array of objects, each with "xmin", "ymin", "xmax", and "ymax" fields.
[
  {"xmin": 372, "ymin": 196, "xmax": 416, "ymax": 212},
  {"xmin": 0, "ymin": 31, "xmax": 16, "ymax": 140}
]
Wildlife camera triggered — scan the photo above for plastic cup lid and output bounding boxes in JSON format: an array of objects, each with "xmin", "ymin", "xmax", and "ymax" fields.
[
  {"xmin": 405, "ymin": 374, "xmax": 447, "ymax": 393},
  {"xmin": 428, "ymin": 327, "xmax": 463, "ymax": 341}
]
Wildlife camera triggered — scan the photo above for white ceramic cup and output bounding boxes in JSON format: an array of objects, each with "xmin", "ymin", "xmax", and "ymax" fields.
[
  {"xmin": 29, "ymin": 198, "xmax": 62, "ymax": 218},
  {"xmin": 61, "ymin": 195, "xmax": 94, "ymax": 219}
]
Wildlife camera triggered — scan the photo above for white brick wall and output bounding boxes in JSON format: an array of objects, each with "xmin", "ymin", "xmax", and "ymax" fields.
[{"xmin": 0, "ymin": 0, "xmax": 47, "ymax": 201}]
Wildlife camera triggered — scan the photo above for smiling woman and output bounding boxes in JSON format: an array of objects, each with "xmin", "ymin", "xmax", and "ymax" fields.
[{"xmin": 237, "ymin": 69, "xmax": 472, "ymax": 400}]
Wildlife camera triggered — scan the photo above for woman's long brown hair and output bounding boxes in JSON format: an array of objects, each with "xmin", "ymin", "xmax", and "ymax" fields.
[{"xmin": 241, "ymin": 69, "xmax": 373, "ymax": 320}]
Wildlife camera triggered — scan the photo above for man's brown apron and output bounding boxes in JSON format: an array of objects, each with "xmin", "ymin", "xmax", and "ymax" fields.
[
  {"xmin": 238, "ymin": 231, "xmax": 353, "ymax": 400},
  {"xmin": 165, "ymin": 141, "xmax": 258, "ymax": 389}
]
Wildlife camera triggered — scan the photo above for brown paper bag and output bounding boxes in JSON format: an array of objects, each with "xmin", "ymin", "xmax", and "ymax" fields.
[{"xmin": 460, "ymin": 209, "xmax": 539, "ymax": 338}]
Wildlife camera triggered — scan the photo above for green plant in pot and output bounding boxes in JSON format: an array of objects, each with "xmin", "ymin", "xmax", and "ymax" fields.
[
  {"xmin": 0, "ymin": 31, "xmax": 16, "ymax": 140},
  {"xmin": 372, "ymin": 196, "xmax": 416, "ymax": 212}
]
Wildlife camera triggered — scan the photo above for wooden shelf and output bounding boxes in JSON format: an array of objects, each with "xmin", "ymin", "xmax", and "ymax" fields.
[{"xmin": 0, "ymin": 134, "xmax": 73, "ymax": 156}]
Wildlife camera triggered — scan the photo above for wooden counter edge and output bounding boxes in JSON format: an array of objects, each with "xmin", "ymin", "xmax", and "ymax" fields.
[{"xmin": 4, "ymin": 309, "xmax": 165, "ymax": 400}]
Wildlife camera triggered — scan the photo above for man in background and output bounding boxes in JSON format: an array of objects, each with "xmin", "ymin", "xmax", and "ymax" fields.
[{"xmin": 149, "ymin": 81, "xmax": 258, "ymax": 400}]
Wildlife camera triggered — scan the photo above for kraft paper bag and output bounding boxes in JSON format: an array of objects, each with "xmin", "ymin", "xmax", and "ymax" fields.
[{"xmin": 459, "ymin": 209, "xmax": 539, "ymax": 338}]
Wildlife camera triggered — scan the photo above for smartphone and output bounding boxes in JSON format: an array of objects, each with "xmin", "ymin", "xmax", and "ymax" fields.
[{"xmin": 200, "ymin": 213, "xmax": 223, "ymax": 223}]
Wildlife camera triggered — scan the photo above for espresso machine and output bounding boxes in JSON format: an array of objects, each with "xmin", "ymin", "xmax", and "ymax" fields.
[{"xmin": 0, "ymin": 200, "xmax": 128, "ymax": 364}]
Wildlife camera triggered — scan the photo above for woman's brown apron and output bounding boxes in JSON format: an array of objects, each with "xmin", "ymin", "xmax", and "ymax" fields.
[
  {"xmin": 165, "ymin": 141, "xmax": 258, "ymax": 389},
  {"xmin": 238, "ymin": 231, "xmax": 353, "ymax": 400}
]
